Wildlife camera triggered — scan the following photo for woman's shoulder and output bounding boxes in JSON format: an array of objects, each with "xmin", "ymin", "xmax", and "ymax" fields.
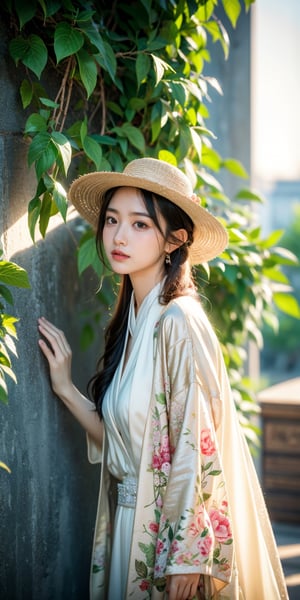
[{"xmin": 159, "ymin": 294, "xmax": 214, "ymax": 339}]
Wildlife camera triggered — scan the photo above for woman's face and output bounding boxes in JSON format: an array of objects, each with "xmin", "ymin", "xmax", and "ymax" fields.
[{"xmin": 102, "ymin": 187, "xmax": 168, "ymax": 285}]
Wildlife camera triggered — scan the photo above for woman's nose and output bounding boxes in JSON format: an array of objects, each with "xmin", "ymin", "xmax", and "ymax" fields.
[{"xmin": 114, "ymin": 224, "xmax": 127, "ymax": 246}]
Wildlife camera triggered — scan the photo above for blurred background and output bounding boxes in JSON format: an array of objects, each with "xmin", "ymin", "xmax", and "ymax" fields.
[{"xmin": 252, "ymin": 0, "xmax": 300, "ymax": 386}]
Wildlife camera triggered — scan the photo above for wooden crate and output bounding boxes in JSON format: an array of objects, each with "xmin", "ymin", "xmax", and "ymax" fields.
[{"xmin": 258, "ymin": 378, "xmax": 300, "ymax": 523}]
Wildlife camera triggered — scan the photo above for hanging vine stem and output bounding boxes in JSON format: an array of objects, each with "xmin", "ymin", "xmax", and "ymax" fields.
[
  {"xmin": 52, "ymin": 55, "xmax": 75, "ymax": 131},
  {"xmin": 88, "ymin": 70, "xmax": 107, "ymax": 135}
]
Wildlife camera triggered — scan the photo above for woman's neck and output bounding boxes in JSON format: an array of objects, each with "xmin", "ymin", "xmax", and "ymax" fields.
[{"xmin": 130, "ymin": 271, "xmax": 164, "ymax": 311}]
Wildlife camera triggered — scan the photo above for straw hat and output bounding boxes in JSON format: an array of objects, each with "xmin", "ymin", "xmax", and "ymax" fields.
[{"xmin": 68, "ymin": 157, "xmax": 228, "ymax": 264}]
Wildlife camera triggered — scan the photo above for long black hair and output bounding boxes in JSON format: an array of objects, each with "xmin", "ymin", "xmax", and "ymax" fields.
[{"xmin": 88, "ymin": 186, "xmax": 197, "ymax": 418}]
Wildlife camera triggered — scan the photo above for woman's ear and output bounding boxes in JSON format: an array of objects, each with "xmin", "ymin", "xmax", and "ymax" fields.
[{"xmin": 165, "ymin": 229, "xmax": 188, "ymax": 254}]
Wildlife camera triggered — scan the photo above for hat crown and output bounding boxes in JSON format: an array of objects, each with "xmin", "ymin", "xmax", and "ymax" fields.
[{"xmin": 123, "ymin": 158, "xmax": 193, "ymax": 198}]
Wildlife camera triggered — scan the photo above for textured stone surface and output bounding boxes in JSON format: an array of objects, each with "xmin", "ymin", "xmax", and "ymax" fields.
[{"xmin": 0, "ymin": 18, "xmax": 101, "ymax": 600}]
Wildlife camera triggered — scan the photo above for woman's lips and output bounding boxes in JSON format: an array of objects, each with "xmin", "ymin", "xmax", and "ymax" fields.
[{"xmin": 111, "ymin": 250, "xmax": 129, "ymax": 261}]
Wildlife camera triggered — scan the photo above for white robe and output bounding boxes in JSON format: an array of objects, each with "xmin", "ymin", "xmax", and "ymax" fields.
[
  {"xmin": 102, "ymin": 282, "xmax": 164, "ymax": 598},
  {"xmin": 87, "ymin": 286, "xmax": 288, "ymax": 600}
]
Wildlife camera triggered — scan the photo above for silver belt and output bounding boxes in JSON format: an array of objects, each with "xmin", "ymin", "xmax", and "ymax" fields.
[{"xmin": 117, "ymin": 476, "xmax": 137, "ymax": 508}]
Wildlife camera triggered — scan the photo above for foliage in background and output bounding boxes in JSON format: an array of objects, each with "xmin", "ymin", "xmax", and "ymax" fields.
[
  {"xmin": 2, "ymin": 0, "xmax": 299, "ymax": 449},
  {"xmin": 0, "ymin": 251, "xmax": 31, "ymax": 471},
  {"xmin": 261, "ymin": 204, "xmax": 300, "ymax": 380}
]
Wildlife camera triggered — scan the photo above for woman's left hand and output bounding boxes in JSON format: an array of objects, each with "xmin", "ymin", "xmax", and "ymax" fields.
[{"xmin": 166, "ymin": 573, "xmax": 200, "ymax": 600}]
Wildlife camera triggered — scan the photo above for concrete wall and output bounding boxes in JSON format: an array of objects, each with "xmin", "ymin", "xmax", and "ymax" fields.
[
  {"xmin": 207, "ymin": 5, "xmax": 251, "ymax": 197},
  {"xmin": 0, "ymin": 19, "xmax": 101, "ymax": 600}
]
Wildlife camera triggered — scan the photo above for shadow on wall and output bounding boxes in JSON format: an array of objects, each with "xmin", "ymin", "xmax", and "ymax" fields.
[{"xmin": 0, "ymin": 217, "xmax": 105, "ymax": 600}]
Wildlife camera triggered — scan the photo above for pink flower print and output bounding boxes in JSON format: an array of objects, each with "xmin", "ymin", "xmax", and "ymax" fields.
[
  {"xmin": 188, "ymin": 507, "xmax": 205, "ymax": 537},
  {"xmin": 209, "ymin": 508, "xmax": 232, "ymax": 543},
  {"xmin": 161, "ymin": 434, "xmax": 169, "ymax": 449},
  {"xmin": 153, "ymin": 430, "xmax": 161, "ymax": 444},
  {"xmin": 154, "ymin": 563, "xmax": 163, "ymax": 577},
  {"xmin": 197, "ymin": 535, "xmax": 213, "ymax": 557},
  {"xmin": 149, "ymin": 521, "xmax": 159, "ymax": 533},
  {"xmin": 139, "ymin": 579, "xmax": 150, "ymax": 591},
  {"xmin": 170, "ymin": 539, "xmax": 179, "ymax": 554},
  {"xmin": 175, "ymin": 554, "xmax": 185, "ymax": 565},
  {"xmin": 156, "ymin": 539, "xmax": 164, "ymax": 554},
  {"xmin": 200, "ymin": 429, "xmax": 216, "ymax": 456},
  {"xmin": 152, "ymin": 454, "xmax": 162, "ymax": 469},
  {"xmin": 156, "ymin": 494, "xmax": 163, "ymax": 508}
]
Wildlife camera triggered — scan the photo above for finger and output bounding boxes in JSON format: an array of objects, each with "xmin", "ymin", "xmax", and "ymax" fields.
[
  {"xmin": 38, "ymin": 338, "xmax": 56, "ymax": 365},
  {"xmin": 38, "ymin": 318, "xmax": 71, "ymax": 356}
]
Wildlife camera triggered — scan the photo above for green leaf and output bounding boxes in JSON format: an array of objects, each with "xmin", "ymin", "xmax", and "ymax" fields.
[
  {"xmin": 150, "ymin": 54, "xmax": 174, "ymax": 86},
  {"xmin": 80, "ymin": 24, "xmax": 116, "ymax": 81},
  {"xmin": 24, "ymin": 113, "xmax": 48, "ymax": 135},
  {"xmin": 136, "ymin": 53, "xmax": 151, "ymax": 89},
  {"xmin": 39, "ymin": 97, "xmax": 60, "ymax": 109},
  {"xmin": 197, "ymin": 170, "xmax": 223, "ymax": 192},
  {"xmin": 190, "ymin": 128, "xmax": 202, "ymax": 161},
  {"xmin": 36, "ymin": 146, "xmax": 58, "ymax": 180},
  {"xmin": 82, "ymin": 136, "xmax": 102, "ymax": 170},
  {"xmin": 0, "ymin": 377, "xmax": 8, "ymax": 404},
  {"xmin": 222, "ymin": 0, "xmax": 241, "ymax": 28},
  {"xmin": 54, "ymin": 22, "xmax": 84, "ymax": 63},
  {"xmin": 76, "ymin": 48, "xmax": 97, "ymax": 98},
  {"xmin": 235, "ymin": 189, "xmax": 264, "ymax": 202},
  {"xmin": 10, "ymin": 35, "xmax": 48, "ymax": 79},
  {"xmin": 0, "ymin": 285, "xmax": 14, "ymax": 306},
  {"xmin": 198, "ymin": 0, "xmax": 215, "ymax": 21},
  {"xmin": 80, "ymin": 119, "xmax": 88, "ymax": 142},
  {"xmin": 168, "ymin": 81, "xmax": 187, "ymax": 108},
  {"xmin": 158, "ymin": 150, "xmax": 177, "ymax": 166},
  {"xmin": 14, "ymin": 0, "xmax": 37, "ymax": 29},
  {"xmin": 222, "ymin": 158, "xmax": 248, "ymax": 178},
  {"xmin": 28, "ymin": 131, "xmax": 54, "ymax": 165},
  {"xmin": 273, "ymin": 293, "xmax": 300, "ymax": 318},
  {"xmin": 270, "ymin": 247, "xmax": 299, "ymax": 265},
  {"xmin": 262, "ymin": 268, "xmax": 289, "ymax": 284},
  {"xmin": 52, "ymin": 182, "xmax": 68, "ymax": 221},
  {"xmin": 28, "ymin": 196, "xmax": 41, "ymax": 242},
  {"xmin": 0, "ymin": 461, "xmax": 11, "ymax": 473},
  {"xmin": 2, "ymin": 314, "xmax": 18, "ymax": 337},
  {"xmin": 262, "ymin": 230, "xmax": 284, "ymax": 249},
  {"xmin": 20, "ymin": 79, "xmax": 33, "ymax": 108},
  {"xmin": 0, "ymin": 261, "xmax": 30, "ymax": 288},
  {"xmin": 155, "ymin": 393, "xmax": 166, "ymax": 405},
  {"xmin": 28, "ymin": 132, "xmax": 58, "ymax": 180},
  {"xmin": 135, "ymin": 559, "xmax": 147, "ymax": 579},
  {"xmin": 39, "ymin": 191, "xmax": 53, "ymax": 238},
  {"xmin": 51, "ymin": 132, "xmax": 72, "ymax": 176},
  {"xmin": 94, "ymin": 42, "xmax": 117, "ymax": 82},
  {"xmin": 138, "ymin": 542, "xmax": 155, "ymax": 567},
  {"xmin": 120, "ymin": 123, "xmax": 145, "ymax": 152}
]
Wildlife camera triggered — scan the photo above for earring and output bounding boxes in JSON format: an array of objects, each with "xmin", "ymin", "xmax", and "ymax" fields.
[{"xmin": 165, "ymin": 252, "xmax": 171, "ymax": 265}]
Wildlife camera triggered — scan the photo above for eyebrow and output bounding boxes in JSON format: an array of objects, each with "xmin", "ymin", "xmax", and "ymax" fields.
[{"xmin": 106, "ymin": 207, "xmax": 151, "ymax": 218}]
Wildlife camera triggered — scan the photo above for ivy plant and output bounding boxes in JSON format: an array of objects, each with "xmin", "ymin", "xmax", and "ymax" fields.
[
  {"xmin": 0, "ymin": 251, "xmax": 31, "ymax": 472},
  {"xmin": 1, "ymin": 0, "xmax": 299, "ymax": 449}
]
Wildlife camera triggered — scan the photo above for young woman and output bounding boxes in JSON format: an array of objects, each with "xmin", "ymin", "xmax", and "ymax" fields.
[{"xmin": 38, "ymin": 158, "xmax": 288, "ymax": 600}]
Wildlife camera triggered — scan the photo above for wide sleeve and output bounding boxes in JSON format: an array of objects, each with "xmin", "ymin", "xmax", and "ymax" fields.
[
  {"xmin": 151, "ymin": 302, "xmax": 235, "ymax": 593},
  {"xmin": 86, "ymin": 432, "xmax": 103, "ymax": 464}
]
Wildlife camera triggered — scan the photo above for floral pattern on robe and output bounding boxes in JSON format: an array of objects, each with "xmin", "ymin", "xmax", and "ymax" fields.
[{"xmin": 88, "ymin": 295, "xmax": 288, "ymax": 600}]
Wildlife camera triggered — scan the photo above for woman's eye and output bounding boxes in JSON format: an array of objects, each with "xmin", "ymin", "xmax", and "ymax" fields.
[
  {"xmin": 134, "ymin": 221, "xmax": 148, "ymax": 230},
  {"xmin": 105, "ymin": 215, "xmax": 116, "ymax": 225}
]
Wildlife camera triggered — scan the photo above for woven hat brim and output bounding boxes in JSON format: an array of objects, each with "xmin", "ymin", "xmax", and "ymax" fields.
[{"xmin": 68, "ymin": 171, "xmax": 228, "ymax": 265}]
